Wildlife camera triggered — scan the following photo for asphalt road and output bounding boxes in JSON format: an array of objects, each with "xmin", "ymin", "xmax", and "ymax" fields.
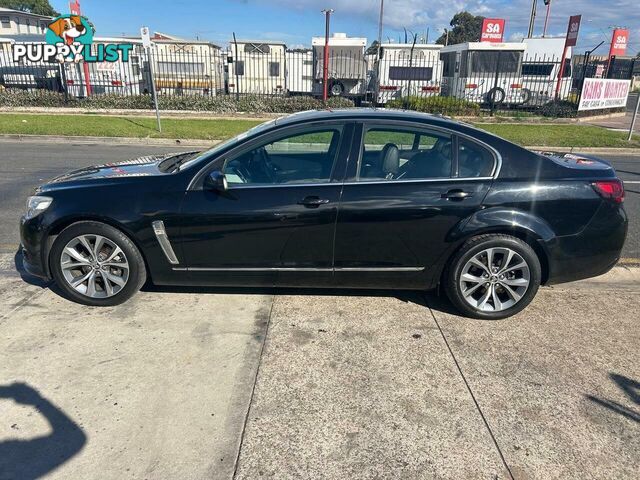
[{"xmin": 0, "ymin": 139, "xmax": 638, "ymax": 260}]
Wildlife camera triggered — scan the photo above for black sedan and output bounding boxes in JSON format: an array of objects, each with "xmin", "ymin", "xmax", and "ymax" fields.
[{"xmin": 20, "ymin": 109, "xmax": 627, "ymax": 319}]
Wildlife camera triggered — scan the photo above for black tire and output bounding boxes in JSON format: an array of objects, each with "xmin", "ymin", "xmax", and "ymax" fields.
[
  {"xmin": 328, "ymin": 80, "xmax": 344, "ymax": 97},
  {"xmin": 486, "ymin": 87, "xmax": 506, "ymax": 105},
  {"xmin": 444, "ymin": 234, "xmax": 542, "ymax": 320},
  {"xmin": 521, "ymin": 88, "xmax": 532, "ymax": 105},
  {"xmin": 49, "ymin": 221, "xmax": 146, "ymax": 306}
]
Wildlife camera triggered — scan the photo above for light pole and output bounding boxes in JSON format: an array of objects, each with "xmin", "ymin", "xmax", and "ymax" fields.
[
  {"xmin": 542, "ymin": 0, "xmax": 552, "ymax": 37},
  {"xmin": 527, "ymin": 0, "xmax": 538, "ymax": 38},
  {"xmin": 375, "ymin": 0, "xmax": 384, "ymax": 103},
  {"xmin": 321, "ymin": 9, "xmax": 334, "ymax": 102}
]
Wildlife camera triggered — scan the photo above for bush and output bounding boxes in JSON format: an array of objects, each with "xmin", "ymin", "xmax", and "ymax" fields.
[
  {"xmin": 386, "ymin": 95, "xmax": 481, "ymax": 116},
  {"xmin": 0, "ymin": 89, "xmax": 355, "ymax": 113},
  {"xmin": 539, "ymin": 100, "xmax": 578, "ymax": 118}
]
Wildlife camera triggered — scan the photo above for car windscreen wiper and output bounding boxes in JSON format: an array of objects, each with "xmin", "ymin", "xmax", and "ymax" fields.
[{"xmin": 159, "ymin": 151, "xmax": 201, "ymax": 173}]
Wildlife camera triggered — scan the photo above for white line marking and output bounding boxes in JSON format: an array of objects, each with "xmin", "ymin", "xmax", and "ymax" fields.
[{"xmin": 623, "ymin": 180, "xmax": 640, "ymax": 184}]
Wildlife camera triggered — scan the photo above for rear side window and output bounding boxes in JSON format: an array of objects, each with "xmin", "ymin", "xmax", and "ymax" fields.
[
  {"xmin": 458, "ymin": 138, "xmax": 495, "ymax": 177},
  {"xmin": 358, "ymin": 127, "xmax": 452, "ymax": 181}
]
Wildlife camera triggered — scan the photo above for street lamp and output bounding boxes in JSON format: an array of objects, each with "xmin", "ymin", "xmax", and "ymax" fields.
[{"xmin": 321, "ymin": 9, "xmax": 334, "ymax": 102}]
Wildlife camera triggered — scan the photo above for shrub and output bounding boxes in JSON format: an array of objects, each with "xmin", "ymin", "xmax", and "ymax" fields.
[
  {"xmin": 539, "ymin": 100, "xmax": 578, "ymax": 118},
  {"xmin": 0, "ymin": 88, "xmax": 355, "ymax": 113},
  {"xmin": 386, "ymin": 95, "xmax": 481, "ymax": 116}
]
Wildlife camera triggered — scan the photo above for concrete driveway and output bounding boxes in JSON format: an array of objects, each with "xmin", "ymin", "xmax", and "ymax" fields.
[{"xmin": 1, "ymin": 251, "xmax": 638, "ymax": 479}]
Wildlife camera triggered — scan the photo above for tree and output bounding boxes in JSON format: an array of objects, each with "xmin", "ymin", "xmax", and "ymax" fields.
[
  {"xmin": 365, "ymin": 40, "xmax": 380, "ymax": 55},
  {"xmin": 0, "ymin": 0, "xmax": 59, "ymax": 16},
  {"xmin": 435, "ymin": 11, "xmax": 485, "ymax": 45}
]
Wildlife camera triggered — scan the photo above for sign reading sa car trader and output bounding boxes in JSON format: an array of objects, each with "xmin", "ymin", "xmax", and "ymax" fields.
[
  {"xmin": 578, "ymin": 78, "xmax": 631, "ymax": 111},
  {"xmin": 480, "ymin": 18, "xmax": 505, "ymax": 43}
]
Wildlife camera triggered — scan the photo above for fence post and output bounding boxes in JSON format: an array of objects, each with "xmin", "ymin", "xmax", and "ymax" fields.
[
  {"xmin": 629, "ymin": 90, "xmax": 639, "ymax": 142},
  {"xmin": 490, "ymin": 51, "xmax": 502, "ymax": 116},
  {"xmin": 146, "ymin": 46, "xmax": 162, "ymax": 133}
]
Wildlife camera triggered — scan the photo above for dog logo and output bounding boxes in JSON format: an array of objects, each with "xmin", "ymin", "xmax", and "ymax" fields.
[
  {"xmin": 45, "ymin": 14, "xmax": 94, "ymax": 63},
  {"xmin": 13, "ymin": 15, "xmax": 131, "ymax": 65}
]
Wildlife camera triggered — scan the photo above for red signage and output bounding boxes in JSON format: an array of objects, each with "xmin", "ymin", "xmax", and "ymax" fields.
[
  {"xmin": 609, "ymin": 28, "xmax": 629, "ymax": 57},
  {"xmin": 69, "ymin": 1, "xmax": 81, "ymax": 15},
  {"xmin": 480, "ymin": 18, "xmax": 505, "ymax": 43},
  {"xmin": 565, "ymin": 15, "xmax": 581, "ymax": 47}
]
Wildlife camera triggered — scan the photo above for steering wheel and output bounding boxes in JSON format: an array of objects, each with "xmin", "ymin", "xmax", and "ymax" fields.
[{"xmin": 255, "ymin": 147, "xmax": 278, "ymax": 183}]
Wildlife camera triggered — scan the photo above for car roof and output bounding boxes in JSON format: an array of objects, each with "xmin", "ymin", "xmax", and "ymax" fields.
[{"xmin": 273, "ymin": 108, "xmax": 472, "ymax": 131}]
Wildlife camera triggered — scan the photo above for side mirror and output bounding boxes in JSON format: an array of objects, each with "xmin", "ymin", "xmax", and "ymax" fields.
[{"xmin": 205, "ymin": 170, "xmax": 228, "ymax": 191}]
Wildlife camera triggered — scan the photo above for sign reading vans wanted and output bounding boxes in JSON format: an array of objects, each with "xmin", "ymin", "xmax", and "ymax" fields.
[
  {"xmin": 578, "ymin": 78, "xmax": 631, "ymax": 111},
  {"xmin": 480, "ymin": 19, "xmax": 505, "ymax": 43}
]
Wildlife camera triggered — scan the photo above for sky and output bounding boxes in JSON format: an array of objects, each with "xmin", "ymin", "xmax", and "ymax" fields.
[{"xmin": 49, "ymin": 0, "xmax": 639, "ymax": 54}]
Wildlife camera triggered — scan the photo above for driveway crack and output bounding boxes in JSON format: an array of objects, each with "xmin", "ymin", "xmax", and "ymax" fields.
[
  {"xmin": 428, "ymin": 306, "xmax": 515, "ymax": 480},
  {"xmin": 231, "ymin": 294, "xmax": 276, "ymax": 479}
]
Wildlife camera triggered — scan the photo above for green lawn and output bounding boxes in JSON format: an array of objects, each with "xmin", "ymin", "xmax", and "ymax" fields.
[
  {"xmin": 0, "ymin": 113, "xmax": 637, "ymax": 148},
  {"xmin": 477, "ymin": 123, "xmax": 640, "ymax": 148}
]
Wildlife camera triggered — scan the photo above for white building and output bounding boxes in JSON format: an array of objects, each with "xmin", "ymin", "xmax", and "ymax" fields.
[
  {"xmin": 0, "ymin": 7, "xmax": 52, "ymax": 36},
  {"xmin": 228, "ymin": 39, "xmax": 287, "ymax": 95}
]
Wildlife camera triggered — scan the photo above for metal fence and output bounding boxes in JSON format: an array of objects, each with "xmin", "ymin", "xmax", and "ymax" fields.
[{"xmin": 0, "ymin": 42, "xmax": 637, "ymax": 115}]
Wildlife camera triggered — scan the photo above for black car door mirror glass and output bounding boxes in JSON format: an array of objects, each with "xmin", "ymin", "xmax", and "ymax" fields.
[{"xmin": 205, "ymin": 170, "xmax": 228, "ymax": 191}]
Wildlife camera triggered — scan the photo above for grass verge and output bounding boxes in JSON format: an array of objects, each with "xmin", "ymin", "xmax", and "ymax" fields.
[{"xmin": 0, "ymin": 113, "xmax": 638, "ymax": 148}]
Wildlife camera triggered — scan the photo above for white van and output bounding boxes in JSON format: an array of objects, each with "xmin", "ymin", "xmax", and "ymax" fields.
[
  {"xmin": 440, "ymin": 42, "xmax": 527, "ymax": 105},
  {"xmin": 374, "ymin": 43, "xmax": 442, "ymax": 104},
  {"xmin": 521, "ymin": 37, "xmax": 573, "ymax": 104}
]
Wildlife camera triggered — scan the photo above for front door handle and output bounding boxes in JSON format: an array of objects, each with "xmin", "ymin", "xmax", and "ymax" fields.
[
  {"xmin": 298, "ymin": 196, "xmax": 330, "ymax": 208},
  {"xmin": 442, "ymin": 189, "xmax": 473, "ymax": 200}
]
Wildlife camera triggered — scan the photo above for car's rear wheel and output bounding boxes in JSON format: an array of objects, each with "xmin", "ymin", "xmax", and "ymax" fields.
[
  {"xmin": 445, "ymin": 234, "xmax": 541, "ymax": 319},
  {"xmin": 50, "ymin": 221, "xmax": 146, "ymax": 306}
]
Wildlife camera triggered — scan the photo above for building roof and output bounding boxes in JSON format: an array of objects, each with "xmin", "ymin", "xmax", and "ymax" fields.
[
  {"xmin": 232, "ymin": 39, "xmax": 287, "ymax": 46},
  {"xmin": 441, "ymin": 42, "xmax": 527, "ymax": 53},
  {"xmin": 0, "ymin": 7, "xmax": 53, "ymax": 19},
  {"xmin": 380, "ymin": 43, "xmax": 442, "ymax": 49}
]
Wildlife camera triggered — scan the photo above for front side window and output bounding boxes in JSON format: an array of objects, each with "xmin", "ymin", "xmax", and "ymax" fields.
[
  {"xmin": 458, "ymin": 138, "xmax": 495, "ymax": 177},
  {"xmin": 269, "ymin": 61, "xmax": 280, "ymax": 77},
  {"xmin": 0, "ymin": 16, "xmax": 10, "ymax": 28},
  {"xmin": 223, "ymin": 128, "xmax": 341, "ymax": 186},
  {"xmin": 235, "ymin": 60, "xmax": 244, "ymax": 76},
  {"xmin": 359, "ymin": 127, "xmax": 452, "ymax": 181}
]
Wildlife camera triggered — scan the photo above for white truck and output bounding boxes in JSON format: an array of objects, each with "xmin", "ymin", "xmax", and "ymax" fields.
[{"xmin": 311, "ymin": 33, "xmax": 368, "ymax": 99}]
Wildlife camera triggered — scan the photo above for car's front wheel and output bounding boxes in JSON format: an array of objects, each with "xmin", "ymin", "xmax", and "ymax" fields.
[
  {"xmin": 445, "ymin": 234, "xmax": 541, "ymax": 319},
  {"xmin": 50, "ymin": 221, "xmax": 146, "ymax": 306}
]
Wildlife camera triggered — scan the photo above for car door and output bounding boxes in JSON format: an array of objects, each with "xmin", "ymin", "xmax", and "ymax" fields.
[
  {"xmin": 178, "ymin": 122, "xmax": 352, "ymax": 287},
  {"xmin": 333, "ymin": 121, "xmax": 497, "ymax": 289}
]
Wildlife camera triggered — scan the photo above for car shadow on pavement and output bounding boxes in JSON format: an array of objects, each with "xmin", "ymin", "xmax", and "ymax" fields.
[
  {"xmin": 0, "ymin": 382, "xmax": 86, "ymax": 480},
  {"xmin": 143, "ymin": 283, "xmax": 464, "ymax": 317},
  {"xmin": 586, "ymin": 373, "xmax": 640, "ymax": 424}
]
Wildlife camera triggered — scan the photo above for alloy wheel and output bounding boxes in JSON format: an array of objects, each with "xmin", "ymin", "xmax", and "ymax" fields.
[
  {"xmin": 459, "ymin": 247, "xmax": 530, "ymax": 313},
  {"xmin": 60, "ymin": 234, "xmax": 130, "ymax": 299}
]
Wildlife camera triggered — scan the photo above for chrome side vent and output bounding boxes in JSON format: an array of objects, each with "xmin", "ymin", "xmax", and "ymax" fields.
[{"xmin": 152, "ymin": 220, "xmax": 179, "ymax": 265}]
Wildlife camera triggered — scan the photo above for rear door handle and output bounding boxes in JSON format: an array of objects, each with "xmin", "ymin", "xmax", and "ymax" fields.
[
  {"xmin": 298, "ymin": 196, "xmax": 330, "ymax": 208},
  {"xmin": 442, "ymin": 189, "xmax": 473, "ymax": 200}
]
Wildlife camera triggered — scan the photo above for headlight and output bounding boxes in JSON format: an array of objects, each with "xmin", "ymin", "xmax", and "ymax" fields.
[{"xmin": 25, "ymin": 196, "xmax": 53, "ymax": 220}]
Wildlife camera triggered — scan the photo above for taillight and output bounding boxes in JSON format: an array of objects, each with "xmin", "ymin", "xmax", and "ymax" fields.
[
  {"xmin": 511, "ymin": 83, "xmax": 522, "ymax": 89},
  {"xmin": 379, "ymin": 85, "xmax": 398, "ymax": 91},
  {"xmin": 465, "ymin": 83, "xmax": 478, "ymax": 89},
  {"xmin": 592, "ymin": 180, "xmax": 624, "ymax": 203}
]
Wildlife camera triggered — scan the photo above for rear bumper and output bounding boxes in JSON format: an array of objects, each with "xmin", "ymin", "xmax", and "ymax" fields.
[{"xmin": 545, "ymin": 202, "xmax": 628, "ymax": 285}]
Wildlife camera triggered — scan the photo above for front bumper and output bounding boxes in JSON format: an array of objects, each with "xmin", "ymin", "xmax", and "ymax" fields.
[
  {"xmin": 545, "ymin": 201, "xmax": 628, "ymax": 285},
  {"xmin": 20, "ymin": 215, "xmax": 51, "ymax": 280}
]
